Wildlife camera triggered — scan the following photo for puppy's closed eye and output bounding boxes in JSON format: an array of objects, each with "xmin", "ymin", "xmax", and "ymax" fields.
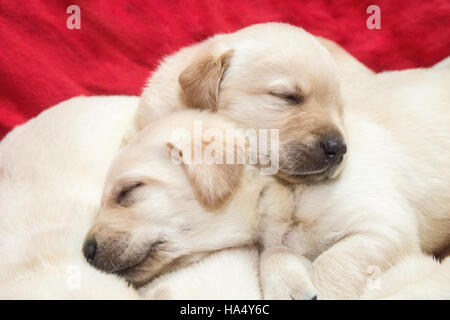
[
  {"xmin": 114, "ymin": 182, "xmax": 144, "ymax": 207},
  {"xmin": 270, "ymin": 91, "xmax": 304, "ymax": 105}
]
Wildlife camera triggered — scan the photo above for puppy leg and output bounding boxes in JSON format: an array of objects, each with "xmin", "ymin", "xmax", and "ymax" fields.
[
  {"xmin": 260, "ymin": 246, "xmax": 317, "ymax": 300},
  {"xmin": 257, "ymin": 183, "xmax": 316, "ymax": 299},
  {"xmin": 310, "ymin": 232, "xmax": 419, "ymax": 299}
]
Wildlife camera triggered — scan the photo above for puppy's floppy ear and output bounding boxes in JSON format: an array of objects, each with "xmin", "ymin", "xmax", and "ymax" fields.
[
  {"xmin": 166, "ymin": 136, "xmax": 244, "ymax": 210},
  {"xmin": 178, "ymin": 49, "xmax": 233, "ymax": 112},
  {"xmin": 182, "ymin": 162, "xmax": 243, "ymax": 210}
]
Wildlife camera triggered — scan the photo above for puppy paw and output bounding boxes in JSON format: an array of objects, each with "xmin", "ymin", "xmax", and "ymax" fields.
[
  {"xmin": 260, "ymin": 248, "xmax": 317, "ymax": 300},
  {"xmin": 261, "ymin": 268, "xmax": 317, "ymax": 300}
]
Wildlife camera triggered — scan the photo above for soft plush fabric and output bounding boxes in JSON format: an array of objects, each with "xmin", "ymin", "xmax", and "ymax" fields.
[{"xmin": 0, "ymin": 0, "xmax": 449, "ymax": 138}]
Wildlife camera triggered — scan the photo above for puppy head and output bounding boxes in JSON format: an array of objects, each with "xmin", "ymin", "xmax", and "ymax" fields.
[
  {"xmin": 83, "ymin": 111, "xmax": 256, "ymax": 287},
  {"xmin": 178, "ymin": 23, "xmax": 347, "ymax": 183}
]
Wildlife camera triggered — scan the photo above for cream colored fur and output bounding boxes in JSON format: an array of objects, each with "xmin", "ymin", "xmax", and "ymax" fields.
[
  {"xmin": 0, "ymin": 96, "xmax": 140, "ymax": 299},
  {"xmin": 140, "ymin": 247, "xmax": 261, "ymax": 300},
  {"xmin": 362, "ymin": 254, "xmax": 450, "ymax": 299}
]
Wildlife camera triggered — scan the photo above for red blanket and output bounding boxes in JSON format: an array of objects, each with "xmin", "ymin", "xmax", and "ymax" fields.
[{"xmin": 1, "ymin": 0, "xmax": 449, "ymax": 138}]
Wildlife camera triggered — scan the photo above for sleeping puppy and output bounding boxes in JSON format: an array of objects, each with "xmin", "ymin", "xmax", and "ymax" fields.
[
  {"xmin": 83, "ymin": 110, "xmax": 317, "ymax": 299},
  {"xmin": 280, "ymin": 62, "xmax": 450, "ymax": 299},
  {"xmin": 129, "ymin": 22, "xmax": 348, "ymax": 185}
]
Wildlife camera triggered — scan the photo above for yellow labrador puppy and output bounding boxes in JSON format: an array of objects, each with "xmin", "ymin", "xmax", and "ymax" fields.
[
  {"xmin": 283, "ymin": 62, "xmax": 450, "ymax": 299},
  {"xmin": 84, "ymin": 109, "xmax": 318, "ymax": 299}
]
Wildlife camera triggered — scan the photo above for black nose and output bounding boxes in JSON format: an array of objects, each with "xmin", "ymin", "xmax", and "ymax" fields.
[
  {"xmin": 321, "ymin": 138, "xmax": 347, "ymax": 160},
  {"xmin": 83, "ymin": 238, "xmax": 97, "ymax": 262}
]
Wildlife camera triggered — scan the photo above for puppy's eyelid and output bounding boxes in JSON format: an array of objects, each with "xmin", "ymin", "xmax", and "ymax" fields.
[
  {"xmin": 269, "ymin": 91, "xmax": 304, "ymax": 105},
  {"xmin": 115, "ymin": 182, "xmax": 144, "ymax": 206}
]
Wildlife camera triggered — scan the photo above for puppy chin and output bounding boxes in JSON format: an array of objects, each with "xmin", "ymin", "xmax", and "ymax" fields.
[
  {"xmin": 276, "ymin": 170, "xmax": 327, "ymax": 184},
  {"xmin": 117, "ymin": 268, "xmax": 156, "ymax": 288},
  {"xmin": 116, "ymin": 255, "xmax": 170, "ymax": 288},
  {"xmin": 117, "ymin": 251, "xmax": 209, "ymax": 288},
  {"xmin": 326, "ymin": 157, "xmax": 346, "ymax": 179},
  {"xmin": 277, "ymin": 160, "xmax": 346, "ymax": 185}
]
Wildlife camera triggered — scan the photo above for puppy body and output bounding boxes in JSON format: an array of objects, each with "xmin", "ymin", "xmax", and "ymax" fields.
[
  {"xmin": 0, "ymin": 96, "xmax": 140, "ymax": 299},
  {"xmin": 282, "ymin": 65, "xmax": 450, "ymax": 299},
  {"xmin": 140, "ymin": 247, "xmax": 261, "ymax": 300},
  {"xmin": 361, "ymin": 254, "xmax": 450, "ymax": 300},
  {"xmin": 315, "ymin": 36, "xmax": 375, "ymax": 82}
]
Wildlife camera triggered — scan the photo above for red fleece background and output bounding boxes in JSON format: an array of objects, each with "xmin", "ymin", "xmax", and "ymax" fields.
[{"xmin": 0, "ymin": 0, "xmax": 449, "ymax": 139}]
